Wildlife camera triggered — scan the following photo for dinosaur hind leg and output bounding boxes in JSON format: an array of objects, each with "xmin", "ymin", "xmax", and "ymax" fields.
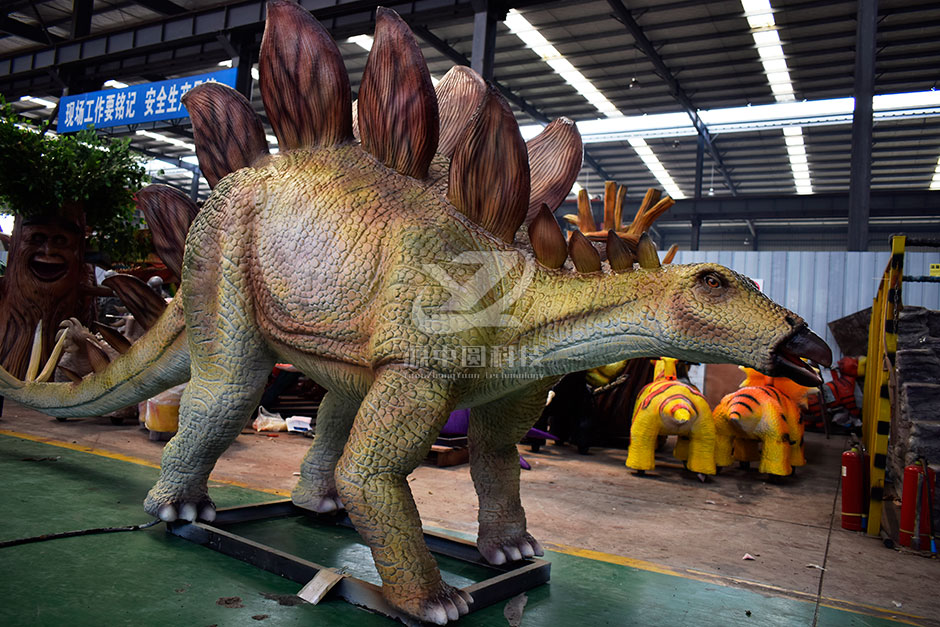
[
  {"xmin": 292, "ymin": 391, "xmax": 359, "ymax": 513},
  {"xmin": 469, "ymin": 381, "xmax": 553, "ymax": 566},
  {"xmin": 144, "ymin": 260, "xmax": 274, "ymax": 521},
  {"xmin": 335, "ymin": 367, "xmax": 470, "ymax": 625}
]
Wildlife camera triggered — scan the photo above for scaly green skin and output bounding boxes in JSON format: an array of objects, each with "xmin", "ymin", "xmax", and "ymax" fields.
[{"xmin": 0, "ymin": 142, "xmax": 818, "ymax": 624}]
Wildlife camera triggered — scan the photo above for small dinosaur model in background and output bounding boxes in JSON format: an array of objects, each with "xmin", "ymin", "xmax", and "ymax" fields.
[
  {"xmin": 626, "ymin": 357, "xmax": 716, "ymax": 476},
  {"xmin": 0, "ymin": 3, "xmax": 831, "ymax": 624},
  {"xmin": 713, "ymin": 367, "xmax": 812, "ymax": 476}
]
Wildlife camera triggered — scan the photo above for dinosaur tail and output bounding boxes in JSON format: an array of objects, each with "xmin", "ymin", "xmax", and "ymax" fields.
[{"xmin": 0, "ymin": 297, "xmax": 190, "ymax": 418}]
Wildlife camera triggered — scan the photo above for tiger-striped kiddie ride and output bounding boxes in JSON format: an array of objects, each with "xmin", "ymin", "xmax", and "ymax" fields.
[
  {"xmin": 625, "ymin": 357, "xmax": 716, "ymax": 475},
  {"xmin": 712, "ymin": 367, "xmax": 810, "ymax": 476}
]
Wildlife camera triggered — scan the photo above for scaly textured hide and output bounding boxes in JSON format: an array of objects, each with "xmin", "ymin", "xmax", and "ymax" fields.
[{"xmin": 0, "ymin": 3, "xmax": 831, "ymax": 624}]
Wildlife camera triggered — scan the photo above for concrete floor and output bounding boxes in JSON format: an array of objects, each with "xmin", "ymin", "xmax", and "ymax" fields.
[{"xmin": 1, "ymin": 400, "xmax": 937, "ymax": 625}]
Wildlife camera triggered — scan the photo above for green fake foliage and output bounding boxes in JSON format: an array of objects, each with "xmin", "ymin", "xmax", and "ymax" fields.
[{"xmin": 0, "ymin": 105, "xmax": 149, "ymax": 262}]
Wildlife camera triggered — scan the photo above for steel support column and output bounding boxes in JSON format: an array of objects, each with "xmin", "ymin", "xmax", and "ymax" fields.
[
  {"xmin": 71, "ymin": 0, "xmax": 93, "ymax": 39},
  {"xmin": 690, "ymin": 216, "xmax": 701, "ymax": 251},
  {"xmin": 470, "ymin": 0, "xmax": 498, "ymax": 81},
  {"xmin": 234, "ymin": 35, "xmax": 255, "ymax": 100},
  {"xmin": 847, "ymin": 0, "xmax": 878, "ymax": 251},
  {"xmin": 190, "ymin": 169, "xmax": 201, "ymax": 203},
  {"xmin": 694, "ymin": 134, "xmax": 704, "ymax": 199}
]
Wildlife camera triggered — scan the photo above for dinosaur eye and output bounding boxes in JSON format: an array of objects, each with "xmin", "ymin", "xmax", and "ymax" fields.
[{"xmin": 702, "ymin": 273, "xmax": 722, "ymax": 289}]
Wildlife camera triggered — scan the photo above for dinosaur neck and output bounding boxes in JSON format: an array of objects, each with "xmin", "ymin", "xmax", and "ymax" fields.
[{"xmin": 495, "ymin": 260, "xmax": 671, "ymax": 377}]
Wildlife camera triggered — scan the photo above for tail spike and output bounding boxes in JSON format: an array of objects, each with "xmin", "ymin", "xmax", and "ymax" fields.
[
  {"xmin": 613, "ymin": 185, "xmax": 627, "ymax": 231},
  {"xmin": 84, "ymin": 338, "xmax": 111, "ymax": 374},
  {"xmin": 351, "ymin": 100, "xmax": 360, "ymax": 141},
  {"xmin": 359, "ymin": 7, "xmax": 438, "ymax": 179},
  {"xmin": 525, "ymin": 118, "xmax": 583, "ymax": 223},
  {"xmin": 602, "ymin": 181, "xmax": 617, "ymax": 230},
  {"xmin": 576, "ymin": 188, "xmax": 597, "ymax": 232},
  {"xmin": 35, "ymin": 328, "xmax": 69, "ymax": 383},
  {"xmin": 92, "ymin": 322, "xmax": 132, "ymax": 354},
  {"xmin": 530, "ymin": 204, "xmax": 567, "ymax": 269},
  {"xmin": 259, "ymin": 0, "xmax": 352, "ymax": 150},
  {"xmin": 662, "ymin": 243, "xmax": 679, "ymax": 265},
  {"xmin": 0, "ymin": 363, "xmax": 24, "ymax": 389},
  {"xmin": 183, "ymin": 83, "xmax": 270, "ymax": 188},
  {"xmin": 568, "ymin": 231, "xmax": 601, "ymax": 273},
  {"xmin": 436, "ymin": 65, "xmax": 487, "ymax": 159},
  {"xmin": 25, "ymin": 321, "xmax": 43, "ymax": 382},
  {"xmin": 606, "ymin": 230, "xmax": 636, "ymax": 272},
  {"xmin": 448, "ymin": 87, "xmax": 529, "ymax": 242},
  {"xmin": 637, "ymin": 232, "xmax": 661, "ymax": 269}
]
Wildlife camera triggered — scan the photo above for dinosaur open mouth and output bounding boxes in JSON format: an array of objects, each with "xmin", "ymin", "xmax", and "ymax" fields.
[
  {"xmin": 770, "ymin": 326, "xmax": 832, "ymax": 387},
  {"xmin": 29, "ymin": 256, "xmax": 69, "ymax": 282}
]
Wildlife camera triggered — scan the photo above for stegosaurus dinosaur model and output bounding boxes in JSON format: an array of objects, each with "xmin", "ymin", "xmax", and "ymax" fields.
[{"xmin": 0, "ymin": 3, "xmax": 831, "ymax": 623}]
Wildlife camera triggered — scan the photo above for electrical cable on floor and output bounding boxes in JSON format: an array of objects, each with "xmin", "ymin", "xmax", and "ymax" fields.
[
  {"xmin": 811, "ymin": 457, "xmax": 842, "ymax": 627},
  {"xmin": 0, "ymin": 518, "xmax": 162, "ymax": 549}
]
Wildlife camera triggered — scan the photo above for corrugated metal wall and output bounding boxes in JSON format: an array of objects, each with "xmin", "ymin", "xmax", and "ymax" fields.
[{"xmin": 671, "ymin": 250, "xmax": 940, "ymax": 359}]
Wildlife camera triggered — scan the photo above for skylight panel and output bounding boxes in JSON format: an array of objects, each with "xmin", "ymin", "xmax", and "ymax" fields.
[{"xmin": 505, "ymin": 9, "xmax": 681, "ymax": 198}]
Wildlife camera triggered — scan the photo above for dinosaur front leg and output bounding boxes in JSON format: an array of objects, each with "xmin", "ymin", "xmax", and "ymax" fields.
[
  {"xmin": 335, "ymin": 367, "xmax": 470, "ymax": 625},
  {"xmin": 469, "ymin": 381, "xmax": 552, "ymax": 566},
  {"xmin": 293, "ymin": 391, "xmax": 359, "ymax": 513}
]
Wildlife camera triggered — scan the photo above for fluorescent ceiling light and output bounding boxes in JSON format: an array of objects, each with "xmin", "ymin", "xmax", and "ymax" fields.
[
  {"xmin": 347, "ymin": 35, "xmax": 373, "ymax": 51},
  {"xmin": 742, "ymin": 1, "xmax": 808, "ymax": 193},
  {"xmin": 628, "ymin": 138, "xmax": 685, "ymax": 199},
  {"xmin": 931, "ymin": 156, "xmax": 940, "ymax": 190},
  {"xmin": 136, "ymin": 129, "xmax": 196, "ymax": 153},
  {"xmin": 103, "ymin": 79, "xmax": 128, "ymax": 89},
  {"xmin": 506, "ymin": 8, "xmax": 679, "ymax": 197},
  {"xmin": 19, "ymin": 95, "xmax": 56, "ymax": 108}
]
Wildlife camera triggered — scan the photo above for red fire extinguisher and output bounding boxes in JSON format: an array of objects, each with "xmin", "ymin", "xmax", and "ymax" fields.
[
  {"xmin": 899, "ymin": 460, "xmax": 936, "ymax": 550},
  {"xmin": 841, "ymin": 447, "xmax": 868, "ymax": 531}
]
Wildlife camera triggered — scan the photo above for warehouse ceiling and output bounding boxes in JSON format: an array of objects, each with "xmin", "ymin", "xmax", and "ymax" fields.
[{"xmin": 2, "ymin": 0, "xmax": 939, "ymax": 250}]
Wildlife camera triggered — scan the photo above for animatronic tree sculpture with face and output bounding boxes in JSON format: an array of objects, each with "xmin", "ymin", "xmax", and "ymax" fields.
[
  {"xmin": 0, "ymin": 110, "xmax": 147, "ymax": 381},
  {"xmin": 0, "ymin": 212, "xmax": 93, "ymax": 379},
  {"xmin": 0, "ymin": 3, "xmax": 831, "ymax": 624}
]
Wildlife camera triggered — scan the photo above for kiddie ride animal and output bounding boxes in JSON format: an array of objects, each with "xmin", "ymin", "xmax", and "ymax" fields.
[
  {"xmin": 625, "ymin": 357, "xmax": 716, "ymax": 477},
  {"xmin": 0, "ymin": 3, "xmax": 831, "ymax": 624},
  {"xmin": 713, "ymin": 367, "xmax": 811, "ymax": 477}
]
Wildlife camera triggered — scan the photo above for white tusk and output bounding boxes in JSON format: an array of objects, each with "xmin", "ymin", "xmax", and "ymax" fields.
[
  {"xmin": 35, "ymin": 328, "xmax": 69, "ymax": 383},
  {"xmin": 25, "ymin": 321, "xmax": 44, "ymax": 382}
]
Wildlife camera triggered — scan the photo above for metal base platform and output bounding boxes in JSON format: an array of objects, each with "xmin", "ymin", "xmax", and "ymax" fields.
[{"xmin": 167, "ymin": 500, "xmax": 550, "ymax": 625}]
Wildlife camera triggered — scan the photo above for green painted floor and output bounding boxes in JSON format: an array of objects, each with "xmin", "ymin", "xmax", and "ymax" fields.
[{"xmin": 0, "ymin": 434, "xmax": 907, "ymax": 627}]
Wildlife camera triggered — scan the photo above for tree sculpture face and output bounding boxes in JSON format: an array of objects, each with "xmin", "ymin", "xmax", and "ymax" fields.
[{"xmin": 17, "ymin": 218, "xmax": 84, "ymax": 288}]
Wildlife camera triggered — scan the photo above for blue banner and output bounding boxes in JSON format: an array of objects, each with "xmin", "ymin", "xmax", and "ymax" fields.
[{"xmin": 57, "ymin": 68, "xmax": 238, "ymax": 133}]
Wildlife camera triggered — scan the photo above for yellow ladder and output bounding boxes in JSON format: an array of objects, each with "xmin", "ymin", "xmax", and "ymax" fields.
[{"xmin": 861, "ymin": 235, "xmax": 904, "ymax": 536}]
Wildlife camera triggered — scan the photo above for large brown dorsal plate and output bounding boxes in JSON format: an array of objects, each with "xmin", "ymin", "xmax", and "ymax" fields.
[
  {"xmin": 184, "ymin": 83, "xmax": 269, "ymax": 189},
  {"xmin": 259, "ymin": 0, "xmax": 353, "ymax": 150},
  {"xmin": 358, "ymin": 7, "xmax": 438, "ymax": 179}
]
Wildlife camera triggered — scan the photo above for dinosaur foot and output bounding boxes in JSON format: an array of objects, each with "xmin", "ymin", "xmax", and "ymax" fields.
[
  {"xmin": 385, "ymin": 580, "xmax": 472, "ymax": 625},
  {"xmin": 477, "ymin": 530, "xmax": 543, "ymax": 566},
  {"xmin": 144, "ymin": 489, "xmax": 216, "ymax": 523},
  {"xmin": 291, "ymin": 481, "xmax": 344, "ymax": 513}
]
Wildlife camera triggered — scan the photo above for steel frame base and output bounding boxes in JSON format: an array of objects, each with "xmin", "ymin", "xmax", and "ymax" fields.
[{"xmin": 167, "ymin": 499, "xmax": 550, "ymax": 624}]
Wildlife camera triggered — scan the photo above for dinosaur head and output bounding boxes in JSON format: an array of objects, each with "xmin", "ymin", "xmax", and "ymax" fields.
[{"xmin": 654, "ymin": 263, "xmax": 831, "ymax": 386}]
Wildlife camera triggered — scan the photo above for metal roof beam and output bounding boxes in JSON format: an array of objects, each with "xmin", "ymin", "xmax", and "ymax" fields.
[
  {"xmin": 134, "ymin": 0, "xmax": 188, "ymax": 16},
  {"xmin": 605, "ymin": 0, "xmax": 736, "ymax": 196},
  {"xmin": 0, "ymin": 14, "xmax": 64, "ymax": 45},
  {"xmin": 411, "ymin": 21, "xmax": 615, "ymax": 182}
]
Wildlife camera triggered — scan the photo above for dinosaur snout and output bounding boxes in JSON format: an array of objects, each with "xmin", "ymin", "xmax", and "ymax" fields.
[{"xmin": 769, "ymin": 325, "xmax": 832, "ymax": 386}]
